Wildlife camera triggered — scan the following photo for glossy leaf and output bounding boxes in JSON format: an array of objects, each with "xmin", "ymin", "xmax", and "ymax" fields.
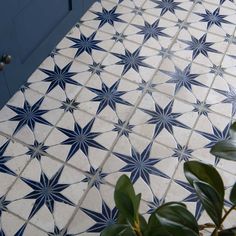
[
  {"xmin": 139, "ymin": 214, "xmax": 148, "ymax": 233},
  {"xmin": 230, "ymin": 182, "xmax": 236, "ymax": 205},
  {"xmin": 219, "ymin": 227, "xmax": 236, "ymax": 236},
  {"xmin": 211, "ymin": 140, "xmax": 236, "ymax": 162},
  {"xmin": 193, "ymin": 181, "xmax": 223, "ymax": 227},
  {"xmin": 184, "ymin": 161, "xmax": 225, "ymax": 200},
  {"xmin": 154, "ymin": 202, "xmax": 199, "ymax": 236},
  {"xmin": 101, "ymin": 224, "xmax": 129, "ymax": 236}
]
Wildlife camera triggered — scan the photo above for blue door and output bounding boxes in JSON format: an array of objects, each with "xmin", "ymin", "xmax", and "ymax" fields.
[{"xmin": 0, "ymin": 0, "xmax": 88, "ymax": 107}]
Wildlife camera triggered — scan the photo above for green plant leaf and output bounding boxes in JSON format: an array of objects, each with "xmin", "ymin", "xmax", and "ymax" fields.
[
  {"xmin": 114, "ymin": 175, "xmax": 138, "ymax": 224},
  {"xmin": 219, "ymin": 227, "xmax": 236, "ymax": 236},
  {"xmin": 193, "ymin": 181, "xmax": 223, "ymax": 227},
  {"xmin": 139, "ymin": 214, "xmax": 148, "ymax": 233},
  {"xmin": 184, "ymin": 161, "xmax": 225, "ymax": 200},
  {"xmin": 100, "ymin": 224, "xmax": 129, "ymax": 236},
  {"xmin": 211, "ymin": 140, "xmax": 236, "ymax": 162},
  {"xmin": 153, "ymin": 202, "xmax": 199, "ymax": 236},
  {"xmin": 230, "ymin": 182, "xmax": 236, "ymax": 205}
]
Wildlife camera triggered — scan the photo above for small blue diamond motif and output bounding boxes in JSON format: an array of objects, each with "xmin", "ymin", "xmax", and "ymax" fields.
[
  {"xmin": 92, "ymin": 6, "xmax": 125, "ymax": 28},
  {"xmin": 112, "ymin": 47, "xmax": 154, "ymax": 76},
  {"xmin": 87, "ymin": 80, "xmax": 131, "ymax": 114},
  {"xmin": 40, "ymin": 62, "xmax": 79, "ymax": 94},
  {"xmin": 196, "ymin": 8, "xmax": 230, "ymax": 29},
  {"xmin": 161, "ymin": 64, "xmax": 204, "ymax": 94},
  {"xmin": 113, "ymin": 143, "xmax": 170, "ymax": 184},
  {"xmin": 173, "ymin": 144, "xmax": 193, "ymax": 162},
  {"xmin": 67, "ymin": 32, "xmax": 105, "ymax": 58},
  {"xmin": 58, "ymin": 118, "xmax": 106, "ymax": 161},
  {"xmin": 151, "ymin": 0, "xmax": 185, "ymax": 16},
  {"xmin": 182, "ymin": 34, "xmax": 218, "ymax": 59},
  {"xmin": 81, "ymin": 201, "xmax": 118, "ymax": 233},
  {"xmin": 21, "ymin": 167, "xmax": 75, "ymax": 220},
  {"xmin": 133, "ymin": 19, "xmax": 169, "ymax": 43},
  {"xmin": 214, "ymin": 84, "xmax": 236, "ymax": 116},
  {"xmin": 140, "ymin": 100, "xmax": 189, "ymax": 138},
  {"xmin": 7, "ymin": 97, "xmax": 52, "ymax": 135}
]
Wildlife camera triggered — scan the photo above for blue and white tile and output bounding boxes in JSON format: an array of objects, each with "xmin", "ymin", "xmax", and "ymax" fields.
[
  {"xmin": 221, "ymin": 42, "xmax": 236, "ymax": 75},
  {"xmin": 123, "ymin": 12, "xmax": 179, "ymax": 48},
  {"xmin": 205, "ymin": 0, "xmax": 236, "ymax": 10},
  {"xmin": 188, "ymin": 2, "xmax": 236, "ymax": 37},
  {"xmin": 0, "ymin": 212, "xmax": 48, "ymax": 236},
  {"xmin": 102, "ymin": 133, "xmax": 177, "ymax": 202},
  {"xmin": 128, "ymin": 91, "xmax": 198, "ymax": 147},
  {"xmin": 171, "ymin": 27, "xmax": 228, "ymax": 66},
  {"xmin": 103, "ymin": 40, "xmax": 162, "ymax": 83},
  {"xmin": 75, "ymin": 71, "xmax": 141, "ymax": 123},
  {"xmin": 28, "ymin": 54, "xmax": 91, "ymax": 101},
  {"xmin": 0, "ymin": 89, "xmax": 63, "ymax": 145},
  {"xmin": 143, "ymin": 0, "xmax": 194, "ymax": 22},
  {"xmin": 44, "ymin": 110, "xmax": 117, "ymax": 171},
  {"xmin": 57, "ymin": 25, "xmax": 115, "ymax": 64},
  {"xmin": 108, "ymin": 0, "xmax": 146, "ymax": 8},
  {"xmin": 188, "ymin": 112, "xmax": 236, "ymax": 174},
  {"xmin": 81, "ymin": 1, "xmax": 135, "ymax": 34},
  {"xmin": 152, "ymin": 56, "xmax": 215, "ymax": 103},
  {"xmin": 5, "ymin": 155, "xmax": 88, "ymax": 233},
  {"xmin": 206, "ymin": 73, "xmax": 236, "ymax": 118}
]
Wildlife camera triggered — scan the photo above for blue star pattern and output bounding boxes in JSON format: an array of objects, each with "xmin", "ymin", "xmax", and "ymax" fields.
[
  {"xmin": 151, "ymin": 0, "xmax": 185, "ymax": 16},
  {"xmin": 58, "ymin": 118, "xmax": 107, "ymax": 161},
  {"xmin": 196, "ymin": 8, "xmax": 231, "ymax": 29},
  {"xmin": 67, "ymin": 32, "xmax": 105, "ymax": 58},
  {"xmin": 81, "ymin": 201, "xmax": 118, "ymax": 233},
  {"xmin": 173, "ymin": 144, "xmax": 193, "ymax": 162},
  {"xmin": 112, "ymin": 47, "xmax": 154, "ymax": 75},
  {"xmin": 182, "ymin": 34, "xmax": 218, "ymax": 59},
  {"xmin": 86, "ymin": 80, "xmax": 131, "ymax": 114},
  {"xmin": 161, "ymin": 64, "xmax": 205, "ymax": 94},
  {"xmin": 21, "ymin": 167, "xmax": 75, "ymax": 219},
  {"xmin": 7, "ymin": 97, "xmax": 52, "ymax": 135},
  {"xmin": 133, "ymin": 19, "xmax": 169, "ymax": 43},
  {"xmin": 26, "ymin": 140, "xmax": 49, "ymax": 161},
  {"xmin": 91, "ymin": 6, "xmax": 125, "ymax": 28},
  {"xmin": 39, "ymin": 62, "xmax": 79, "ymax": 94},
  {"xmin": 113, "ymin": 143, "xmax": 170, "ymax": 184},
  {"xmin": 140, "ymin": 100, "xmax": 189, "ymax": 138},
  {"xmin": 48, "ymin": 225, "xmax": 73, "ymax": 236},
  {"xmin": 112, "ymin": 119, "xmax": 134, "ymax": 137}
]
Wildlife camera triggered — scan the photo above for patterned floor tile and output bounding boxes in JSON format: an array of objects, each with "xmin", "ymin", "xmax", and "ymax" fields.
[
  {"xmin": 44, "ymin": 110, "xmax": 117, "ymax": 171},
  {"xmin": 108, "ymin": 0, "xmax": 146, "ymax": 8},
  {"xmin": 152, "ymin": 56, "xmax": 215, "ymax": 103},
  {"xmin": 188, "ymin": 1, "xmax": 236, "ymax": 37},
  {"xmin": 124, "ymin": 12, "xmax": 179, "ymax": 48},
  {"xmin": 143, "ymin": 0, "xmax": 194, "ymax": 22},
  {"xmin": 188, "ymin": 112, "xmax": 236, "ymax": 174},
  {"xmin": 205, "ymin": 0, "xmax": 236, "ymax": 10},
  {"xmin": 28, "ymin": 54, "xmax": 91, "ymax": 101},
  {"xmin": 171, "ymin": 27, "xmax": 228, "ymax": 67},
  {"xmin": 0, "ymin": 89, "xmax": 64, "ymax": 145},
  {"xmin": 129, "ymin": 91, "xmax": 198, "ymax": 147},
  {"xmin": 102, "ymin": 133, "xmax": 177, "ymax": 202},
  {"xmin": 57, "ymin": 25, "xmax": 115, "ymax": 64},
  {"xmin": 103, "ymin": 40, "xmax": 162, "ymax": 83},
  {"xmin": 81, "ymin": 1, "xmax": 135, "ymax": 34},
  {"xmin": 221, "ymin": 42, "xmax": 236, "ymax": 75},
  {"xmin": 5, "ymin": 156, "xmax": 88, "ymax": 234},
  {"xmin": 75, "ymin": 71, "xmax": 141, "ymax": 123}
]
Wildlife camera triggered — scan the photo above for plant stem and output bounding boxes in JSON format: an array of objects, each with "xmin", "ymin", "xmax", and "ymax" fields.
[{"xmin": 221, "ymin": 205, "xmax": 236, "ymax": 225}]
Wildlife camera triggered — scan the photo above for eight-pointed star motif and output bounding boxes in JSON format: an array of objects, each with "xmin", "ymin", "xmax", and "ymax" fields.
[
  {"xmin": 113, "ymin": 143, "xmax": 170, "ymax": 184},
  {"xmin": 48, "ymin": 225, "xmax": 72, "ymax": 236},
  {"xmin": 196, "ymin": 8, "xmax": 231, "ymax": 29},
  {"xmin": 182, "ymin": 34, "xmax": 218, "ymax": 59},
  {"xmin": 21, "ymin": 167, "xmax": 75, "ymax": 220},
  {"xmin": 81, "ymin": 201, "xmax": 118, "ymax": 233},
  {"xmin": 92, "ymin": 6, "xmax": 125, "ymax": 28},
  {"xmin": 151, "ymin": 0, "xmax": 185, "ymax": 16},
  {"xmin": 40, "ymin": 62, "xmax": 79, "ymax": 94},
  {"xmin": 140, "ymin": 100, "xmax": 189, "ymax": 138},
  {"xmin": 86, "ymin": 80, "xmax": 131, "ymax": 114},
  {"xmin": 161, "ymin": 63, "xmax": 205, "ymax": 94},
  {"xmin": 58, "ymin": 118, "xmax": 107, "ymax": 161},
  {"xmin": 7, "ymin": 97, "xmax": 52, "ymax": 135},
  {"xmin": 112, "ymin": 47, "xmax": 154, "ymax": 76},
  {"xmin": 26, "ymin": 140, "xmax": 49, "ymax": 161},
  {"xmin": 67, "ymin": 32, "xmax": 105, "ymax": 58},
  {"xmin": 133, "ymin": 19, "xmax": 169, "ymax": 43}
]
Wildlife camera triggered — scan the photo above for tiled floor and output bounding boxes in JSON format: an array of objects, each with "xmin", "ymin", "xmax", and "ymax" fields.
[{"xmin": 0, "ymin": 0, "xmax": 236, "ymax": 235}]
